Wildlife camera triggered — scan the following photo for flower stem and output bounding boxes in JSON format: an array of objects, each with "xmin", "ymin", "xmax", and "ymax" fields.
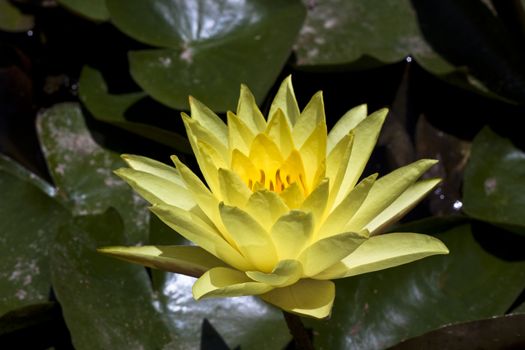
[{"xmin": 283, "ymin": 311, "xmax": 314, "ymax": 350}]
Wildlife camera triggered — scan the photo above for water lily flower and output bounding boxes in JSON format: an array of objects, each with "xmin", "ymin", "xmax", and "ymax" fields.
[{"xmin": 99, "ymin": 76, "xmax": 448, "ymax": 319}]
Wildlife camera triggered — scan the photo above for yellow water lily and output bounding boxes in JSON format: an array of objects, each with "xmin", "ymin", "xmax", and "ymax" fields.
[{"xmin": 99, "ymin": 76, "xmax": 448, "ymax": 319}]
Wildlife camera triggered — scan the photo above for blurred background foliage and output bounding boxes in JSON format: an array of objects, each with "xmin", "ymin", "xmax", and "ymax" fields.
[{"xmin": 1, "ymin": 0, "xmax": 525, "ymax": 349}]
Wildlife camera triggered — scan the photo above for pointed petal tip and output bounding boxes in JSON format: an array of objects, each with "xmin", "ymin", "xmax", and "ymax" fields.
[
  {"xmin": 180, "ymin": 112, "xmax": 192, "ymax": 123},
  {"xmin": 96, "ymin": 245, "xmax": 127, "ymax": 256},
  {"xmin": 170, "ymin": 155, "xmax": 181, "ymax": 165},
  {"xmin": 424, "ymin": 158, "xmax": 439, "ymax": 165},
  {"xmin": 112, "ymin": 167, "xmax": 126, "ymax": 177}
]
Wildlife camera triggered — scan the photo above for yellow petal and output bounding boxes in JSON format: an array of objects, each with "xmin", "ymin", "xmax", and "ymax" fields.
[
  {"xmin": 333, "ymin": 108, "xmax": 388, "ymax": 206},
  {"xmin": 249, "ymin": 134, "xmax": 284, "ymax": 175},
  {"xmin": 245, "ymin": 190, "xmax": 289, "ymax": 231},
  {"xmin": 292, "ymin": 91, "xmax": 325, "ymax": 148},
  {"xmin": 218, "ymin": 168, "xmax": 251, "ymax": 208},
  {"xmin": 189, "ymin": 96, "xmax": 228, "ymax": 146},
  {"xmin": 326, "ymin": 133, "xmax": 353, "ymax": 189},
  {"xmin": 114, "ymin": 168, "xmax": 195, "ymax": 209},
  {"xmin": 279, "ymin": 149, "xmax": 307, "ymax": 195},
  {"xmin": 300, "ymin": 179, "xmax": 329, "ymax": 228},
  {"xmin": 270, "ymin": 210, "xmax": 314, "ymax": 260},
  {"xmin": 219, "ymin": 203, "xmax": 278, "ymax": 272},
  {"xmin": 182, "ymin": 113, "xmax": 228, "ymax": 163},
  {"xmin": 279, "ymin": 182, "xmax": 305, "ymax": 209},
  {"xmin": 236, "ymin": 84, "xmax": 267, "ymax": 133},
  {"xmin": 150, "ymin": 204, "xmax": 251, "ymax": 271},
  {"xmin": 269, "ymin": 75, "xmax": 300, "ymax": 125},
  {"xmin": 171, "ymin": 156, "xmax": 231, "ymax": 242},
  {"xmin": 298, "ymin": 232, "xmax": 365, "ymax": 277},
  {"xmin": 193, "ymin": 140, "xmax": 226, "ymax": 195},
  {"xmin": 313, "ymin": 233, "xmax": 449, "ymax": 280},
  {"xmin": 227, "ymin": 111, "xmax": 255, "ymax": 156},
  {"xmin": 318, "ymin": 174, "xmax": 377, "ymax": 239},
  {"xmin": 121, "ymin": 154, "xmax": 185, "ymax": 187},
  {"xmin": 345, "ymin": 159, "xmax": 438, "ymax": 232},
  {"xmin": 246, "ymin": 259, "xmax": 303, "ymax": 287},
  {"xmin": 327, "ymin": 104, "xmax": 367, "ymax": 153},
  {"xmin": 97, "ymin": 245, "xmax": 226, "ymax": 277},
  {"xmin": 193, "ymin": 267, "xmax": 273, "ymax": 299},
  {"xmin": 265, "ymin": 108, "xmax": 294, "ymax": 158},
  {"xmin": 230, "ymin": 149, "xmax": 259, "ymax": 186},
  {"xmin": 366, "ymin": 178, "xmax": 441, "ymax": 235},
  {"xmin": 260, "ymin": 279, "xmax": 335, "ymax": 319},
  {"xmin": 299, "ymin": 121, "xmax": 327, "ymax": 190}
]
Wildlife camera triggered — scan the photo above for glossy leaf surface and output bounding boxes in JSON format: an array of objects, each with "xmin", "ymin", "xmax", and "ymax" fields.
[
  {"xmin": 107, "ymin": 0, "xmax": 305, "ymax": 111},
  {"xmin": 50, "ymin": 210, "xmax": 175, "ymax": 350},
  {"xmin": 36, "ymin": 103, "xmax": 148, "ymax": 243},
  {"xmin": 78, "ymin": 66, "xmax": 190, "ymax": 152},
  {"xmin": 0, "ymin": 157, "xmax": 67, "ymax": 316},
  {"xmin": 463, "ymin": 127, "xmax": 525, "ymax": 234},
  {"xmin": 308, "ymin": 222, "xmax": 525, "ymax": 349},
  {"xmin": 56, "ymin": 0, "xmax": 109, "ymax": 21}
]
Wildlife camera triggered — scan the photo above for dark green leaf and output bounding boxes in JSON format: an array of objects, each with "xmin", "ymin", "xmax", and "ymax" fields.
[
  {"xmin": 463, "ymin": 127, "xmax": 525, "ymax": 234},
  {"xmin": 0, "ymin": 0, "xmax": 34, "ymax": 32},
  {"xmin": 294, "ymin": 0, "xmax": 525, "ymax": 102},
  {"xmin": 0, "ymin": 155, "xmax": 55, "ymax": 198},
  {"xmin": 0, "ymin": 160, "xmax": 68, "ymax": 316},
  {"xmin": 56, "ymin": 0, "xmax": 109, "ymax": 21},
  {"xmin": 390, "ymin": 314, "xmax": 525, "ymax": 350},
  {"xmin": 78, "ymin": 66, "xmax": 190, "ymax": 153},
  {"xmin": 308, "ymin": 222, "xmax": 525, "ymax": 349},
  {"xmin": 50, "ymin": 210, "xmax": 175, "ymax": 350},
  {"xmin": 294, "ymin": 0, "xmax": 425, "ymax": 67},
  {"xmin": 107, "ymin": 0, "xmax": 306, "ymax": 111},
  {"xmin": 36, "ymin": 103, "xmax": 148, "ymax": 243}
]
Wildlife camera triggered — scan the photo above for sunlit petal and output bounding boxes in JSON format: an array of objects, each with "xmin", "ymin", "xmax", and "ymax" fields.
[
  {"xmin": 260, "ymin": 279, "xmax": 335, "ymax": 319},
  {"xmin": 246, "ymin": 259, "xmax": 303, "ymax": 287},
  {"xmin": 314, "ymin": 233, "xmax": 449, "ymax": 280},
  {"xmin": 219, "ymin": 203, "xmax": 278, "ymax": 272},
  {"xmin": 193, "ymin": 267, "xmax": 273, "ymax": 299},
  {"xmin": 270, "ymin": 210, "xmax": 314, "ymax": 260},
  {"xmin": 237, "ymin": 84, "xmax": 267, "ymax": 133},
  {"xmin": 98, "ymin": 245, "xmax": 227, "ymax": 278},
  {"xmin": 327, "ymin": 104, "xmax": 367, "ymax": 153}
]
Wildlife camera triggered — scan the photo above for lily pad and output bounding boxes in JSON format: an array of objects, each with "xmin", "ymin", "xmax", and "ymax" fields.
[
  {"xmin": 0, "ymin": 158, "xmax": 67, "ymax": 316},
  {"xmin": 294, "ymin": 0, "xmax": 424, "ymax": 67},
  {"xmin": 294, "ymin": 0, "xmax": 525, "ymax": 102},
  {"xmin": 0, "ymin": 0, "xmax": 34, "ymax": 32},
  {"xmin": 107, "ymin": 0, "xmax": 306, "ymax": 111},
  {"xmin": 148, "ymin": 215, "xmax": 291, "ymax": 350},
  {"xmin": 308, "ymin": 222, "xmax": 525, "ymax": 349},
  {"xmin": 463, "ymin": 127, "xmax": 525, "ymax": 234},
  {"xmin": 36, "ymin": 103, "xmax": 148, "ymax": 243},
  {"xmin": 390, "ymin": 314, "xmax": 525, "ymax": 350},
  {"xmin": 56, "ymin": 0, "xmax": 109, "ymax": 21},
  {"xmin": 50, "ymin": 210, "xmax": 175, "ymax": 349},
  {"xmin": 78, "ymin": 66, "xmax": 190, "ymax": 153}
]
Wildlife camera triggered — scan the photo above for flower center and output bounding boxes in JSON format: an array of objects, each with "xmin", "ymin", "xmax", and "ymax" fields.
[{"xmin": 245, "ymin": 167, "xmax": 307, "ymax": 194}]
